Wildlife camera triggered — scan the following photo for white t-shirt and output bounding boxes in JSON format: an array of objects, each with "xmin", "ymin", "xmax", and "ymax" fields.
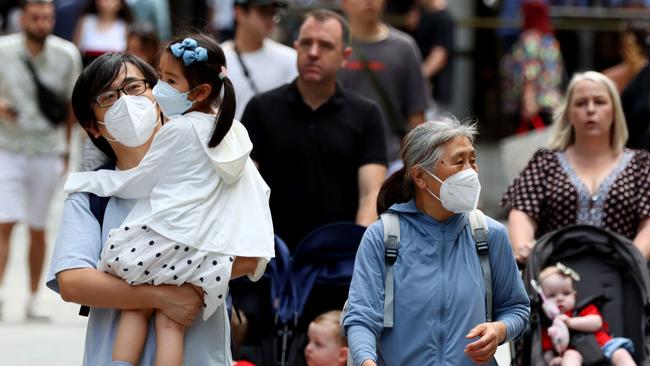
[
  {"xmin": 78, "ymin": 15, "xmax": 127, "ymax": 54},
  {"xmin": 223, "ymin": 39, "xmax": 297, "ymax": 119}
]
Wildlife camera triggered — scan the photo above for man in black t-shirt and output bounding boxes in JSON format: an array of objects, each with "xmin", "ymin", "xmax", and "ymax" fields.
[{"xmin": 241, "ymin": 9, "xmax": 387, "ymax": 251}]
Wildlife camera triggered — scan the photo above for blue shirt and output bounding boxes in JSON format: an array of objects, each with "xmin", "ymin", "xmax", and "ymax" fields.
[
  {"xmin": 46, "ymin": 192, "xmax": 233, "ymax": 366},
  {"xmin": 342, "ymin": 200, "xmax": 530, "ymax": 366}
]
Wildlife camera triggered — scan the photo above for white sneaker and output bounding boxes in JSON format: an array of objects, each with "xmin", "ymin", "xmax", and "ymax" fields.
[{"xmin": 26, "ymin": 297, "xmax": 51, "ymax": 322}]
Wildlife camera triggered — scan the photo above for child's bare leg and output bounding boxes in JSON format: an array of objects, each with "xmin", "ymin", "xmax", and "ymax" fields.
[
  {"xmin": 154, "ymin": 310, "xmax": 187, "ymax": 366},
  {"xmin": 561, "ymin": 349, "xmax": 582, "ymax": 366},
  {"xmin": 611, "ymin": 348, "xmax": 637, "ymax": 366},
  {"xmin": 113, "ymin": 309, "xmax": 154, "ymax": 364}
]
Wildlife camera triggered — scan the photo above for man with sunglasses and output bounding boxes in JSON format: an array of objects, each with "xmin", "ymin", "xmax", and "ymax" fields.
[
  {"xmin": 0, "ymin": 0, "xmax": 81, "ymax": 321},
  {"xmin": 223, "ymin": 0, "xmax": 297, "ymax": 120}
]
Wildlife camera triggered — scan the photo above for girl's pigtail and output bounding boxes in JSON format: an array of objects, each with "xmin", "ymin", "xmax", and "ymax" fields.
[{"xmin": 208, "ymin": 76, "xmax": 236, "ymax": 148}]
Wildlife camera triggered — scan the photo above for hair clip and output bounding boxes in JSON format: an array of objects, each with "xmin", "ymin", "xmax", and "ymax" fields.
[
  {"xmin": 218, "ymin": 66, "xmax": 227, "ymax": 80},
  {"xmin": 170, "ymin": 38, "xmax": 208, "ymax": 66},
  {"xmin": 555, "ymin": 262, "xmax": 581, "ymax": 282}
]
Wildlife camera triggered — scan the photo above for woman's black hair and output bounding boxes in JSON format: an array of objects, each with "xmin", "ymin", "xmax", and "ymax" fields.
[
  {"xmin": 71, "ymin": 52, "xmax": 158, "ymax": 161},
  {"xmin": 163, "ymin": 33, "xmax": 235, "ymax": 148},
  {"xmin": 376, "ymin": 167, "xmax": 413, "ymax": 215}
]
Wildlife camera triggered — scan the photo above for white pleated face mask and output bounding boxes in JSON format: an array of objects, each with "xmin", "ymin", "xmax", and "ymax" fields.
[
  {"xmin": 423, "ymin": 168, "xmax": 481, "ymax": 213},
  {"xmin": 98, "ymin": 95, "xmax": 159, "ymax": 147}
]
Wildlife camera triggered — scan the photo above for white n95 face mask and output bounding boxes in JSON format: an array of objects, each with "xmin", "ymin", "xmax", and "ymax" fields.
[
  {"xmin": 424, "ymin": 168, "xmax": 481, "ymax": 213},
  {"xmin": 98, "ymin": 95, "xmax": 159, "ymax": 147}
]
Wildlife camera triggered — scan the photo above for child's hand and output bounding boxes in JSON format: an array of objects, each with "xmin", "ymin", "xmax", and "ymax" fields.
[
  {"xmin": 556, "ymin": 314, "xmax": 571, "ymax": 326},
  {"xmin": 549, "ymin": 356, "xmax": 563, "ymax": 366}
]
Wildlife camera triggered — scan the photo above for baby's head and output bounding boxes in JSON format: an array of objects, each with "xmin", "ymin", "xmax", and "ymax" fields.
[
  {"xmin": 305, "ymin": 310, "xmax": 348, "ymax": 366},
  {"xmin": 539, "ymin": 263, "xmax": 580, "ymax": 314}
]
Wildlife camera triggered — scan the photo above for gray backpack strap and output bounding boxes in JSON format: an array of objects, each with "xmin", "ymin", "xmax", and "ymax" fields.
[
  {"xmin": 380, "ymin": 212, "xmax": 400, "ymax": 328},
  {"xmin": 469, "ymin": 209, "xmax": 492, "ymax": 322}
]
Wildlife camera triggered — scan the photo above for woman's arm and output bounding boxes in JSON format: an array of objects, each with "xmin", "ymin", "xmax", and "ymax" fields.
[
  {"xmin": 491, "ymin": 224, "xmax": 531, "ymax": 342},
  {"xmin": 72, "ymin": 16, "xmax": 84, "ymax": 47},
  {"xmin": 634, "ymin": 217, "xmax": 650, "ymax": 260},
  {"xmin": 507, "ymin": 208, "xmax": 538, "ymax": 264},
  {"xmin": 57, "ymin": 268, "xmax": 202, "ymax": 326},
  {"xmin": 342, "ymin": 225, "xmax": 386, "ymax": 366}
]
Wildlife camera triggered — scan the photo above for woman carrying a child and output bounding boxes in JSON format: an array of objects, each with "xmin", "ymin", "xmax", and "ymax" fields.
[
  {"xmin": 47, "ymin": 34, "xmax": 272, "ymax": 366},
  {"xmin": 343, "ymin": 118, "xmax": 530, "ymax": 365},
  {"xmin": 502, "ymin": 71, "xmax": 650, "ymax": 265}
]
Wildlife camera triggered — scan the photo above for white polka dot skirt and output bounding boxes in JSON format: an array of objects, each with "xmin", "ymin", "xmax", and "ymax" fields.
[{"xmin": 97, "ymin": 224, "xmax": 234, "ymax": 320}]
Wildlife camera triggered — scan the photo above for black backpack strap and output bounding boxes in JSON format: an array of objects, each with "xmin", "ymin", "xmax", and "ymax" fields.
[{"xmin": 80, "ymin": 162, "xmax": 116, "ymax": 317}]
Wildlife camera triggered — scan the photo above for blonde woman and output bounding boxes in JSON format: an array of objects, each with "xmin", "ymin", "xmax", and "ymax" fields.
[{"xmin": 502, "ymin": 71, "xmax": 650, "ymax": 265}]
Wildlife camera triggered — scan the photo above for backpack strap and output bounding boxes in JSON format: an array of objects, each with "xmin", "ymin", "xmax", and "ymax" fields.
[
  {"xmin": 469, "ymin": 209, "xmax": 492, "ymax": 322},
  {"xmin": 79, "ymin": 162, "xmax": 116, "ymax": 317},
  {"xmin": 87, "ymin": 162, "xmax": 116, "ymax": 230},
  {"xmin": 380, "ymin": 212, "xmax": 400, "ymax": 328}
]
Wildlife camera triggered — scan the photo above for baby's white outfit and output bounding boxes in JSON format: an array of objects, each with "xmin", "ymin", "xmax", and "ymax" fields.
[{"xmin": 64, "ymin": 112, "xmax": 275, "ymax": 319}]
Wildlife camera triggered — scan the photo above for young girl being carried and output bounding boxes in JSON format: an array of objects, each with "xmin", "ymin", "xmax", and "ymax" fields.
[{"xmin": 64, "ymin": 34, "xmax": 274, "ymax": 366}]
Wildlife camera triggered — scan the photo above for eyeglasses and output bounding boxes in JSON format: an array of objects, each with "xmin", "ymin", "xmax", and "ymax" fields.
[{"xmin": 95, "ymin": 79, "xmax": 148, "ymax": 108}]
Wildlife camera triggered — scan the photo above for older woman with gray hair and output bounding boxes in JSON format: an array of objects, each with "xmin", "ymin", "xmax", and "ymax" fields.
[
  {"xmin": 502, "ymin": 71, "xmax": 650, "ymax": 265},
  {"xmin": 342, "ymin": 117, "xmax": 530, "ymax": 366}
]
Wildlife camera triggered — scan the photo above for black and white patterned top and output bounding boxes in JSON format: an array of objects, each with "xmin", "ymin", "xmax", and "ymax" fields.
[{"xmin": 501, "ymin": 148, "xmax": 650, "ymax": 239}]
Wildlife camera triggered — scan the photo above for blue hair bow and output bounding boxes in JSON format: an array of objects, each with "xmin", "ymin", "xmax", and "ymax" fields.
[{"xmin": 170, "ymin": 38, "xmax": 208, "ymax": 66}]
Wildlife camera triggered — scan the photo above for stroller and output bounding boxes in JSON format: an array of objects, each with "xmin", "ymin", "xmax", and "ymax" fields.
[
  {"xmin": 232, "ymin": 222, "xmax": 366, "ymax": 366},
  {"xmin": 278, "ymin": 221, "xmax": 367, "ymax": 366},
  {"xmin": 230, "ymin": 236, "xmax": 291, "ymax": 366},
  {"xmin": 521, "ymin": 225, "xmax": 650, "ymax": 366}
]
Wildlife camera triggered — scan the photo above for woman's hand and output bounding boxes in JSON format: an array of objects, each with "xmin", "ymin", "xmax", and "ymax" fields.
[
  {"xmin": 361, "ymin": 360, "xmax": 377, "ymax": 366},
  {"xmin": 507, "ymin": 209, "xmax": 537, "ymax": 265},
  {"xmin": 153, "ymin": 284, "xmax": 203, "ymax": 326},
  {"xmin": 464, "ymin": 321, "xmax": 507, "ymax": 364},
  {"xmin": 515, "ymin": 240, "xmax": 534, "ymax": 264}
]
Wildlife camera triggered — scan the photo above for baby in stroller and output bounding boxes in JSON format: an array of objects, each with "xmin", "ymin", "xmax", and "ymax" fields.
[{"xmin": 538, "ymin": 263, "xmax": 636, "ymax": 366}]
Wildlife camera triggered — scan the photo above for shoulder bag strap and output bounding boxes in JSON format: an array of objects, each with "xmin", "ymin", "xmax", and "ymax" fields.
[{"xmin": 234, "ymin": 46, "xmax": 260, "ymax": 95}]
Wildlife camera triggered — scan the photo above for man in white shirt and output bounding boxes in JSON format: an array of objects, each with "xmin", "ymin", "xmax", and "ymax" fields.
[
  {"xmin": 222, "ymin": 0, "xmax": 297, "ymax": 120},
  {"xmin": 0, "ymin": 0, "xmax": 82, "ymax": 320}
]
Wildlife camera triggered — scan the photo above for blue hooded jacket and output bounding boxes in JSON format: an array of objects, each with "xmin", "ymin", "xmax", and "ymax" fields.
[{"xmin": 342, "ymin": 200, "xmax": 530, "ymax": 366}]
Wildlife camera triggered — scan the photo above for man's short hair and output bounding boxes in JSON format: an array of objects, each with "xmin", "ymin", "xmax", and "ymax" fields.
[
  {"xmin": 20, "ymin": 0, "xmax": 54, "ymax": 9},
  {"xmin": 303, "ymin": 9, "xmax": 350, "ymax": 47}
]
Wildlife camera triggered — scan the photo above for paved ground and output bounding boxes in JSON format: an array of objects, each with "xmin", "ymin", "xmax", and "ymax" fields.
[
  {"xmin": 0, "ymin": 183, "xmax": 87, "ymax": 365},
  {"xmin": 0, "ymin": 138, "xmax": 514, "ymax": 365}
]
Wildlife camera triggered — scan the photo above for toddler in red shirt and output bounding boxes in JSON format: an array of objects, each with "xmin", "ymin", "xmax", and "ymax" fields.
[{"xmin": 539, "ymin": 264, "xmax": 636, "ymax": 366}]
